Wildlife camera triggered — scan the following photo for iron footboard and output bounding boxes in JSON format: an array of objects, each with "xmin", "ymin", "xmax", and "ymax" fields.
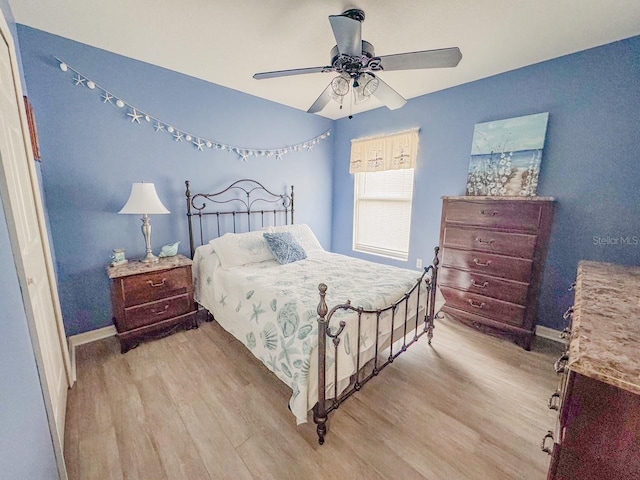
[{"xmin": 313, "ymin": 246, "xmax": 439, "ymax": 444}]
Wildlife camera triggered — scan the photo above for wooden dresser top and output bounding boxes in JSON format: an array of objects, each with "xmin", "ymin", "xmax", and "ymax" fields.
[{"xmin": 569, "ymin": 260, "xmax": 640, "ymax": 395}]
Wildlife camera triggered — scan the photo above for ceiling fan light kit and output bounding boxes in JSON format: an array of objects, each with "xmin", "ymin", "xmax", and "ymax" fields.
[{"xmin": 253, "ymin": 9, "xmax": 462, "ymax": 116}]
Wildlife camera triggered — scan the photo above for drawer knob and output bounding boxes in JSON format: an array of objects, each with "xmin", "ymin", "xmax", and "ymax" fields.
[
  {"xmin": 152, "ymin": 304, "xmax": 170, "ymax": 315},
  {"xmin": 475, "ymin": 237, "xmax": 495, "ymax": 245},
  {"xmin": 548, "ymin": 391, "xmax": 560, "ymax": 410},
  {"xmin": 560, "ymin": 327, "xmax": 571, "ymax": 340},
  {"xmin": 473, "ymin": 258, "xmax": 492, "ymax": 267},
  {"xmin": 148, "ymin": 278, "xmax": 167, "ymax": 288},
  {"xmin": 479, "ymin": 209, "xmax": 498, "ymax": 217},
  {"xmin": 541, "ymin": 431, "xmax": 554, "ymax": 455},
  {"xmin": 471, "ymin": 279, "xmax": 489, "ymax": 289},
  {"xmin": 468, "ymin": 299, "xmax": 486, "ymax": 309}
]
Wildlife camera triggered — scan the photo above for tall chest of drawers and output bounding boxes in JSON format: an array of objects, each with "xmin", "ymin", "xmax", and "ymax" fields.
[{"xmin": 438, "ymin": 196, "xmax": 554, "ymax": 349}]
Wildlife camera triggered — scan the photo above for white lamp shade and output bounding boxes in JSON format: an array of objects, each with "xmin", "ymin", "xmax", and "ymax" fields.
[{"xmin": 118, "ymin": 183, "xmax": 170, "ymax": 215}]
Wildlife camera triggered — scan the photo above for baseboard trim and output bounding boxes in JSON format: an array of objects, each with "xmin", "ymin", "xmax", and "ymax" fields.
[
  {"xmin": 535, "ymin": 325, "xmax": 563, "ymax": 343},
  {"xmin": 68, "ymin": 325, "xmax": 117, "ymax": 383}
]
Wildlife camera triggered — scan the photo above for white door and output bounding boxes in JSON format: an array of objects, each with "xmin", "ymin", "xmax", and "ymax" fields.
[{"xmin": 0, "ymin": 13, "xmax": 71, "ymax": 478}]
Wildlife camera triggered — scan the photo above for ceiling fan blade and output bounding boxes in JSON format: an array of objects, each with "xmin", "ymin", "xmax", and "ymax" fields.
[
  {"xmin": 253, "ymin": 66, "xmax": 329, "ymax": 80},
  {"xmin": 378, "ymin": 47, "xmax": 462, "ymax": 71},
  {"xmin": 329, "ymin": 14, "xmax": 362, "ymax": 57},
  {"xmin": 307, "ymin": 83, "xmax": 334, "ymax": 114},
  {"xmin": 372, "ymin": 76, "xmax": 407, "ymax": 110}
]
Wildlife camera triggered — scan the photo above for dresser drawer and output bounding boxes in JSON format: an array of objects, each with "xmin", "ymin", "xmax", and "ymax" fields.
[
  {"xmin": 122, "ymin": 267, "xmax": 191, "ymax": 307},
  {"xmin": 442, "ymin": 248, "xmax": 533, "ymax": 283},
  {"xmin": 444, "ymin": 200, "xmax": 542, "ymax": 232},
  {"xmin": 440, "ymin": 286, "xmax": 526, "ymax": 326},
  {"xmin": 123, "ymin": 294, "xmax": 194, "ymax": 330},
  {"xmin": 439, "ymin": 267, "xmax": 528, "ymax": 305},
  {"xmin": 442, "ymin": 226, "xmax": 537, "ymax": 259}
]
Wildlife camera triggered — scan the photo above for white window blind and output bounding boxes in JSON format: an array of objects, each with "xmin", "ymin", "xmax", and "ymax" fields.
[{"xmin": 353, "ymin": 168, "xmax": 415, "ymax": 260}]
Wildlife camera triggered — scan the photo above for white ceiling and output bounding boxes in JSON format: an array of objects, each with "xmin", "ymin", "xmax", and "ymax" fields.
[{"xmin": 10, "ymin": 0, "xmax": 640, "ymax": 119}]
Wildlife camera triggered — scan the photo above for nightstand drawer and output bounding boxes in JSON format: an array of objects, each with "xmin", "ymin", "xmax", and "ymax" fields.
[
  {"xmin": 123, "ymin": 294, "xmax": 193, "ymax": 330},
  {"xmin": 122, "ymin": 267, "xmax": 190, "ymax": 307}
]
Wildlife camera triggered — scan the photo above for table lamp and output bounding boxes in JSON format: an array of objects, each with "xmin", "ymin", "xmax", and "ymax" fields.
[{"xmin": 118, "ymin": 182, "xmax": 170, "ymax": 263}]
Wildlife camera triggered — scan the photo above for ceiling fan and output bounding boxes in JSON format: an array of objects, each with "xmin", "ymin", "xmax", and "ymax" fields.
[{"xmin": 253, "ymin": 8, "xmax": 462, "ymax": 115}]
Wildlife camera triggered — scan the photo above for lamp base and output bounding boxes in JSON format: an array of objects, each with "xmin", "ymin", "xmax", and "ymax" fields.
[
  {"xmin": 139, "ymin": 214, "xmax": 159, "ymax": 263},
  {"xmin": 139, "ymin": 252, "xmax": 159, "ymax": 263}
]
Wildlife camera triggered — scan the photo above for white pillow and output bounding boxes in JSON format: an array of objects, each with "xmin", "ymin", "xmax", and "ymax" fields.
[
  {"xmin": 266, "ymin": 224, "xmax": 324, "ymax": 252},
  {"xmin": 209, "ymin": 231, "xmax": 275, "ymax": 268}
]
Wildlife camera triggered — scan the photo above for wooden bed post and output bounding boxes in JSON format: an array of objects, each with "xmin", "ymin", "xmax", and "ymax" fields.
[
  {"xmin": 427, "ymin": 246, "xmax": 440, "ymax": 344},
  {"xmin": 314, "ymin": 283, "xmax": 328, "ymax": 445}
]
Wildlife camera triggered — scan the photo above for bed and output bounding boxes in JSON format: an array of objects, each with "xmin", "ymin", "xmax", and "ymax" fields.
[{"xmin": 185, "ymin": 179, "xmax": 440, "ymax": 444}]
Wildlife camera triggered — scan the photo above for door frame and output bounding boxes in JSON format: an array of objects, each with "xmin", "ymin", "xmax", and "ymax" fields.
[{"xmin": 0, "ymin": 11, "xmax": 71, "ymax": 480}]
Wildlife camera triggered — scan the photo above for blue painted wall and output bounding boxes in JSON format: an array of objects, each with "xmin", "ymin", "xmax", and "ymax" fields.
[
  {"xmin": 0, "ymin": 3, "xmax": 59, "ymax": 479},
  {"xmin": 17, "ymin": 26, "xmax": 334, "ymax": 336},
  {"xmin": 332, "ymin": 36, "xmax": 640, "ymax": 330},
  {"xmin": 16, "ymin": 22, "xmax": 640, "ymax": 335}
]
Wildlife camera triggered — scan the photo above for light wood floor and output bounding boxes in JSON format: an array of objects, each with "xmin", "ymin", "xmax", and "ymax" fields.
[{"xmin": 65, "ymin": 316, "xmax": 563, "ymax": 480}]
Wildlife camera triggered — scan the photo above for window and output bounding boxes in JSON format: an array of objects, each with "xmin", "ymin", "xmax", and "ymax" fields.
[
  {"xmin": 349, "ymin": 129, "xmax": 419, "ymax": 262},
  {"xmin": 353, "ymin": 168, "xmax": 415, "ymax": 260}
]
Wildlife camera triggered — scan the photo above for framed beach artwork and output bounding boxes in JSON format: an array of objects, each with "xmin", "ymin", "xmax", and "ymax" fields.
[{"xmin": 466, "ymin": 112, "xmax": 549, "ymax": 196}]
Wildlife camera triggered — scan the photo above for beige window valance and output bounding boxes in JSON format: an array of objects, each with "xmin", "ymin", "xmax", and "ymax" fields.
[{"xmin": 349, "ymin": 128, "xmax": 419, "ymax": 173}]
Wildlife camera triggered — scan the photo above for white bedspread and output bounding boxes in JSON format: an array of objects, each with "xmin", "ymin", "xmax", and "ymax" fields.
[{"xmin": 193, "ymin": 244, "xmax": 431, "ymax": 424}]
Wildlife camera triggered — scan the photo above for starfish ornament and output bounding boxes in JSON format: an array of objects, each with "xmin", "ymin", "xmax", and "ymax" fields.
[
  {"xmin": 127, "ymin": 108, "xmax": 143, "ymax": 124},
  {"xmin": 73, "ymin": 74, "xmax": 86, "ymax": 86},
  {"xmin": 154, "ymin": 122, "xmax": 165, "ymax": 132},
  {"xmin": 193, "ymin": 139, "xmax": 205, "ymax": 151},
  {"xmin": 173, "ymin": 131, "xmax": 184, "ymax": 142},
  {"xmin": 101, "ymin": 92, "xmax": 114, "ymax": 104}
]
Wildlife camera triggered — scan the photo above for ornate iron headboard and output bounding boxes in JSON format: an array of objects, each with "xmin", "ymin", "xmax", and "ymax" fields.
[{"xmin": 185, "ymin": 179, "xmax": 294, "ymax": 258}]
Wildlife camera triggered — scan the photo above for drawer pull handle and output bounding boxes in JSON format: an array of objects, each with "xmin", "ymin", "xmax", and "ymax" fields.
[
  {"xmin": 468, "ymin": 299, "xmax": 486, "ymax": 309},
  {"xmin": 471, "ymin": 279, "xmax": 489, "ymax": 289},
  {"xmin": 548, "ymin": 391, "xmax": 560, "ymax": 410},
  {"xmin": 560, "ymin": 327, "xmax": 571, "ymax": 340},
  {"xmin": 473, "ymin": 258, "xmax": 492, "ymax": 267},
  {"xmin": 152, "ymin": 304, "xmax": 170, "ymax": 315},
  {"xmin": 554, "ymin": 353, "xmax": 569, "ymax": 374},
  {"xmin": 480, "ymin": 209, "xmax": 498, "ymax": 217},
  {"xmin": 562, "ymin": 306, "xmax": 574, "ymax": 320},
  {"xmin": 475, "ymin": 237, "xmax": 495, "ymax": 245},
  {"xmin": 568, "ymin": 282, "xmax": 577, "ymax": 291},
  {"xmin": 541, "ymin": 431, "xmax": 554, "ymax": 455},
  {"xmin": 148, "ymin": 278, "xmax": 167, "ymax": 288}
]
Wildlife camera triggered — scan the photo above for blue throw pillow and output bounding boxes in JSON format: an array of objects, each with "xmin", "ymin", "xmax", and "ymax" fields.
[{"xmin": 263, "ymin": 232, "xmax": 307, "ymax": 264}]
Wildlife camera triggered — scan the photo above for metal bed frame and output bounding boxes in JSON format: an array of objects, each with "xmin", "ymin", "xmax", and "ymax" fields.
[{"xmin": 185, "ymin": 179, "xmax": 439, "ymax": 445}]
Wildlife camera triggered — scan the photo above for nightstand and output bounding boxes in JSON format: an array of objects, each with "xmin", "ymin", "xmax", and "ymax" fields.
[{"xmin": 108, "ymin": 254, "xmax": 198, "ymax": 353}]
